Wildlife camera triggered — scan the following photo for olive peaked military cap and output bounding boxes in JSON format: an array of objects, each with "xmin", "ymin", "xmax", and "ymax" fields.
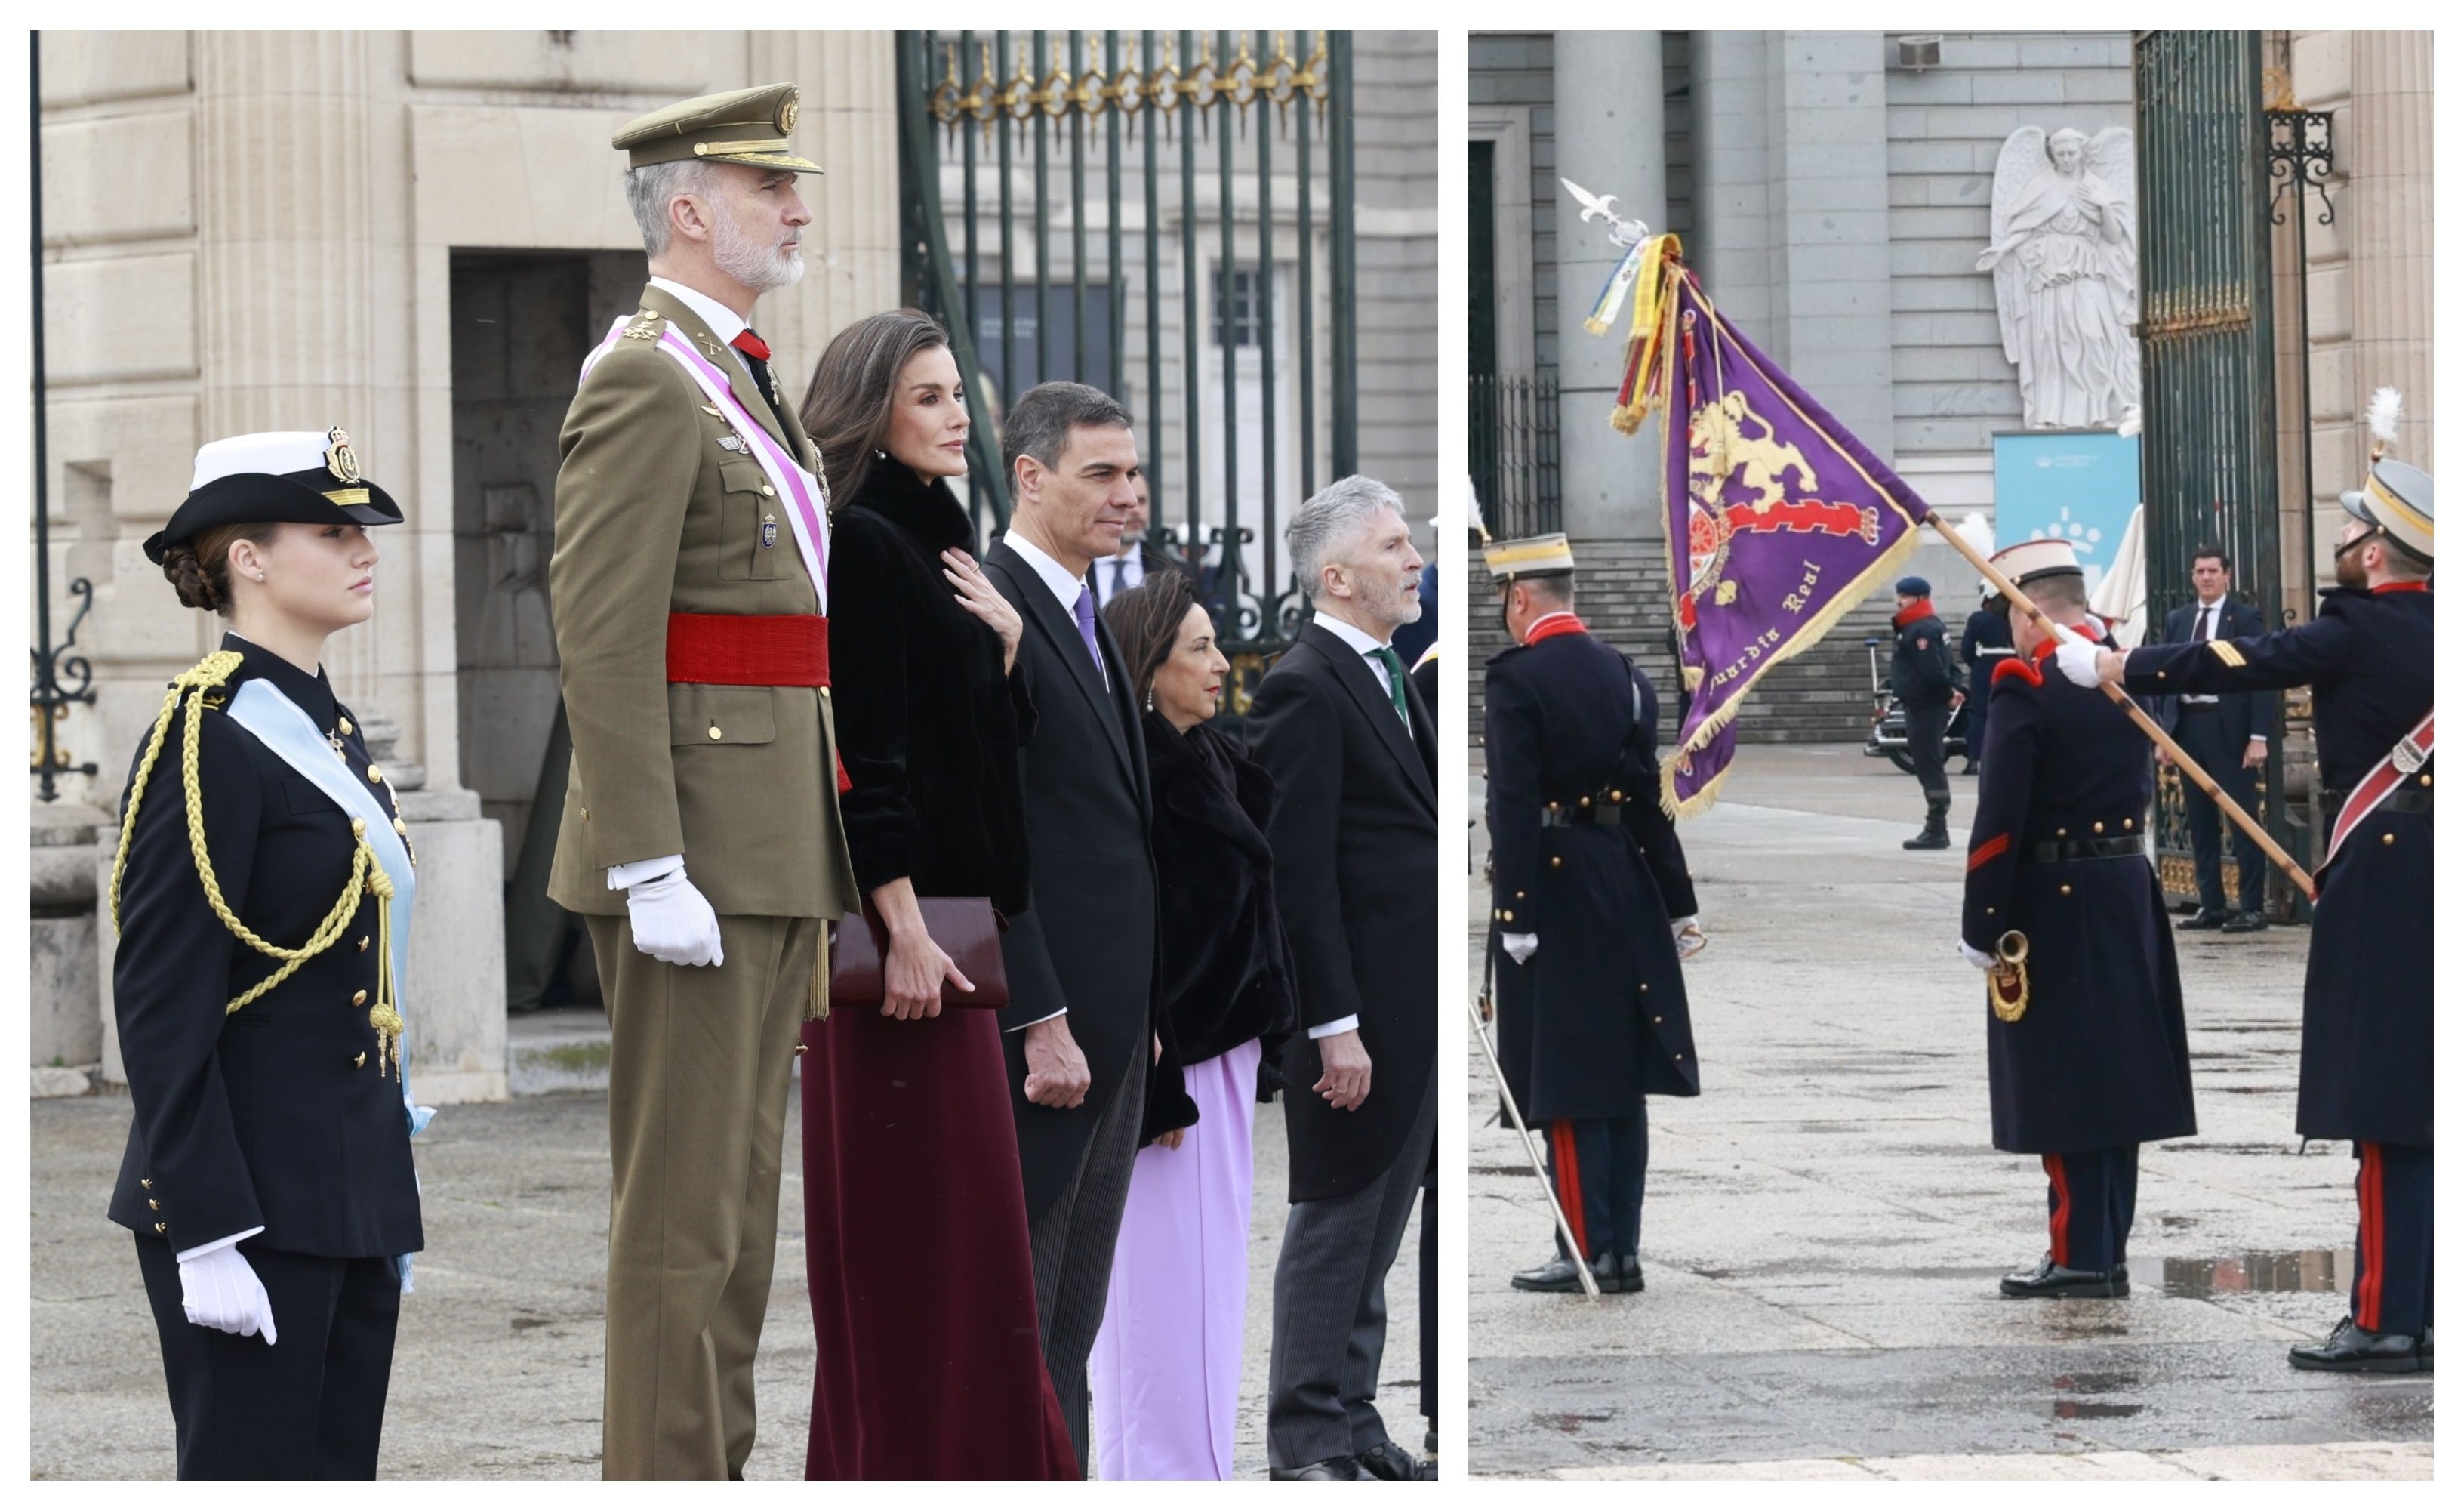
[
  {"xmin": 145, "ymin": 428, "xmax": 404, "ymax": 564},
  {"xmin": 614, "ymin": 82, "xmax": 822, "ymax": 174}
]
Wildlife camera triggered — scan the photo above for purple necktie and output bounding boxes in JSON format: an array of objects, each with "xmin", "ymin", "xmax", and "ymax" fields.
[{"xmin": 1073, "ymin": 585, "xmax": 1109, "ymax": 688}]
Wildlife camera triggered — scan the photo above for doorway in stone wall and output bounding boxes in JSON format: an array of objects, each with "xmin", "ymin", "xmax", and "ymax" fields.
[{"xmin": 449, "ymin": 248, "xmax": 646, "ymax": 1011}]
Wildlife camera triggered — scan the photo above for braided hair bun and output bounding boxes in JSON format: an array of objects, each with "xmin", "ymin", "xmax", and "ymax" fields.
[{"xmin": 162, "ymin": 521, "xmax": 277, "ymax": 616}]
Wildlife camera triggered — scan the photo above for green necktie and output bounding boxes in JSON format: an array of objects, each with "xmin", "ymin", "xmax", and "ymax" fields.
[{"xmin": 1372, "ymin": 646, "xmax": 1411, "ymax": 728}]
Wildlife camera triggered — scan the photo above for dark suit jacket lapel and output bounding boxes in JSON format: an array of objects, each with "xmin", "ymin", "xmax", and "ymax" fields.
[
  {"xmin": 636, "ymin": 283, "xmax": 794, "ymax": 456},
  {"xmin": 1299, "ymin": 621, "xmax": 1437, "ymax": 816},
  {"xmin": 990, "ymin": 541, "xmax": 1137, "ymax": 788}
]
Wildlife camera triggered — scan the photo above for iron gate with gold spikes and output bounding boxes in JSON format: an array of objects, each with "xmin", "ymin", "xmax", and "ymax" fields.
[
  {"xmin": 2131, "ymin": 30, "xmax": 2296, "ymax": 914},
  {"xmin": 895, "ymin": 29, "xmax": 1357, "ymax": 717}
]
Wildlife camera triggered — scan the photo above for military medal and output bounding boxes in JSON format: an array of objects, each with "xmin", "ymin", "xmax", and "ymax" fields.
[{"xmin": 762, "ymin": 516, "xmax": 778, "ymax": 550}]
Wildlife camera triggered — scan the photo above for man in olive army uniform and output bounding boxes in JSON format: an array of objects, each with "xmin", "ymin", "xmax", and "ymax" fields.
[
  {"xmin": 547, "ymin": 82, "xmax": 858, "ymax": 1478},
  {"xmin": 2064, "ymin": 446, "xmax": 2434, "ymax": 1372},
  {"xmin": 1483, "ymin": 534, "xmax": 1703, "ymax": 1295}
]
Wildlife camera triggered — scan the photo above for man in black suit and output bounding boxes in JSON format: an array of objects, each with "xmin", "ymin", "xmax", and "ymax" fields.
[
  {"xmin": 982, "ymin": 381, "xmax": 1192, "ymax": 1469},
  {"xmin": 2151, "ymin": 545, "xmax": 2275, "ymax": 931},
  {"xmin": 1251, "ymin": 476, "xmax": 1439, "ymax": 1481}
]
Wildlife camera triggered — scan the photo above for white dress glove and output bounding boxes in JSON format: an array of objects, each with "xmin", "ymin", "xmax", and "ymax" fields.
[
  {"xmin": 2053, "ymin": 640, "xmax": 2105, "ymax": 688},
  {"xmin": 1958, "ymin": 939, "xmax": 1997, "ymax": 971},
  {"xmin": 178, "ymin": 1246, "xmax": 278, "ymax": 1344},
  {"xmin": 1501, "ymin": 932, "xmax": 1539, "ymax": 965},
  {"xmin": 627, "ymin": 865, "xmax": 725, "ymax": 967},
  {"xmin": 1671, "ymin": 915, "xmax": 1708, "ymax": 961}
]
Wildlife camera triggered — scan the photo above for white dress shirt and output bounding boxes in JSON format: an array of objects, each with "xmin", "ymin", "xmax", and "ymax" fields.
[{"xmin": 1095, "ymin": 547, "xmax": 1147, "ymax": 607}]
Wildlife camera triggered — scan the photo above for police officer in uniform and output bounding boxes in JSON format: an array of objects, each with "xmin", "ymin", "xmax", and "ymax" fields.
[
  {"xmin": 1483, "ymin": 534, "xmax": 1702, "ymax": 1294},
  {"xmin": 1961, "ymin": 539, "xmax": 2196, "ymax": 1299},
  {"xmin": 1960, "ymin": 581, "xmax": 2013, "ymax": 776},
  {"xmin": 1892, "ymin": 575, "xmax": 1961, "ymax": 847},
  {"xmin": 550, "ymin": 83, "xmax": 859, "ymax": 1476},
  {"xmin": 2064, "ymin": 448, "xmax": 2433, "ymax": 1372},
  {"xmin": 112, "ymin": 430, "xmax": 426, "ymax": 1478}
]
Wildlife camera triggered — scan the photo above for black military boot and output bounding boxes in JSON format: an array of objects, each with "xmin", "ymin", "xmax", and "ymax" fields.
[
  {"xmin": 1903, "ymin": 792, "xmax": 1951, "ymax": 850},
  {"xmin": 2288, "ymin": 1318, "xmax": 2425, "ymax": 1373}
]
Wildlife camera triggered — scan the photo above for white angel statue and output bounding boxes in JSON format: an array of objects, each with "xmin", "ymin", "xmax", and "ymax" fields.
[{"xmin": 1976, "ymin": 126, "xmax": 2142, "ymax": 430}]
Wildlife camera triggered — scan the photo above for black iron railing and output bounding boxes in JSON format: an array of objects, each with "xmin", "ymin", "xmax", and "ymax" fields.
[
  {"xmin": 898, "ymin": 29, "xmax": 1357, "ymax": 714},
  {"xmin": 2133, "ymin": 29, "xmax": 2296, "ymax": 914},
  {"xmin": 29, "ymin": 32, "xmax": 98, "ymax": 804},
  {"xmin": 1470, "ymin": 371, "xmax": 1561, "ymax": 540}
]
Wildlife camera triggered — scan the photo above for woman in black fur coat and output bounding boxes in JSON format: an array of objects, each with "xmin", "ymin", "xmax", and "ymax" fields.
[
  {"xmin": 793, "ymin": 310, "xmax": 1074, "ymax": 1479},
  {"xmin": 1087, "ymin": 570, "xmax": 1298, "ymax": 1478}
]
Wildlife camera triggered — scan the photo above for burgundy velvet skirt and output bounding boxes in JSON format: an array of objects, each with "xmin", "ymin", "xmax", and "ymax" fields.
[{"xmin": 799, "ymin": 1002, "xmax": 1077, "ymax": 1479}]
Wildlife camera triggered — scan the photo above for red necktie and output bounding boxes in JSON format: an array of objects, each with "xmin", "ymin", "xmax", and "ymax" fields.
[
  {"xmin": 728, "ymin": 328, "xmax": 790, "ymax": 435},
  {"xmin": 730, "ymin": 329, "xmax": 772, "ymax": 363}
]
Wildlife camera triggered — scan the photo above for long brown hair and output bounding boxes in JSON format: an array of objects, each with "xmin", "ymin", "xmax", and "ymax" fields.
[
  {"xmin": 162, "ymin": 520, "xmax": 281, "ymax": 615},
  {"xmin": 799, "ymin": 308, "xmax": 955, "ymax": 508},
  {"xmin": 1103, "ymin": 569, "xmax": 1205, "ymax": 714}
]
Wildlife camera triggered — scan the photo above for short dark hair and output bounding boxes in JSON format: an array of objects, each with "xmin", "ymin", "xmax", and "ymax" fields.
[
  {"xmin": 1003, "ymin": 381, "xmax": 1132, "ymax": 480},
  {"xmin": 2191, "ymin": 544, "xmax": 2231, "ymax": 572},
  {"xmin": 1102, "ymin": 568, "xmax": 1206, "ymax": 712},
  {"xmin": 1514, "ymin": 574, "xmax": 1575, "ymax": 609}
]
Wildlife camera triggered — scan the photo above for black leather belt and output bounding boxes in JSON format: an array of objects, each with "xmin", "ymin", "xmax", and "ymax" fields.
[
  {"xmin": 2027, "ymin": 835, "xmax": 2149, "ymax": 863},
  {"xmin": 2373, "ymin": 789, "xmax": 2434, "ymax": 817},
  {"xmin": 1541, "ymin": 804, "xmax": 1623, "ymax": 827}
]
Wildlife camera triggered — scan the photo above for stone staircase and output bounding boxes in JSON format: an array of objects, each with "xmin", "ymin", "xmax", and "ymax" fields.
[{"xmin": 1468, "ymin": 536, "xmax": 1894, "ymax": 747}]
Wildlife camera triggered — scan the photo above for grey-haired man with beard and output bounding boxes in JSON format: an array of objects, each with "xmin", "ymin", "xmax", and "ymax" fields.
[{"xmin": 549, "ymin": 83, "xmax": 858, "ymax": 1479}]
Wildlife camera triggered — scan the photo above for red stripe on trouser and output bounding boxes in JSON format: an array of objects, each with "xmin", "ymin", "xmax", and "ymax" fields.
[
  {"xmin": 2356, "ymin": 1143, "xmax": 2384, "ymax": 1330},
  {"xmin": 1552, "ymin": 1121, "xmax": 1591, "ymax": 1259},
  {"xmin": 2043, "ymin": 1154, "xmax": 2071, "ymax": 1267}
]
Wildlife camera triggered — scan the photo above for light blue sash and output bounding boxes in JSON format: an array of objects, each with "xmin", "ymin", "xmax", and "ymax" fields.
[{"xmin": 225, "ymin": 679, "xmax": 433, "ymax": 1287}]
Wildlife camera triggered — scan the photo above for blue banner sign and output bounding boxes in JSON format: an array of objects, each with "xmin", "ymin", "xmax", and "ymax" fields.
[{"xmin": 1991, "ymin": 430, "xmax": 2142, "ymax": 597}]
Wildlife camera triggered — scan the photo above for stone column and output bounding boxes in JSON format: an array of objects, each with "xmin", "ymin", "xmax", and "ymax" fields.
[
  {"xmin": 1690, "ymin": 31, "xmax": 1773, "ymax": 331},
  {"xmin": 1552, "ymin": 31, "xmax": 1666, "ymax": 541},
  {"xmin": 2348, "ymin": 31, "xmax": 2433, "ymax": 472}
]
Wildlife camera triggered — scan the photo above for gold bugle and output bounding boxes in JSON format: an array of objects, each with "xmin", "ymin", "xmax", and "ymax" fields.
[{"xmin": 1995, "ymin": 930, "xmax": 2029, "ymax": 967}]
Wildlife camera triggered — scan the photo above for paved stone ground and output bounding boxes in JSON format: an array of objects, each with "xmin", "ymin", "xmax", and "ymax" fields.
[
  {"xmin": 32, "ymin": 1073, "xmax": 1421, "ymax": 1479},
  {"xmin": 1467, "ymin": 745, "xmax": 2432, "ymax": 1480}
]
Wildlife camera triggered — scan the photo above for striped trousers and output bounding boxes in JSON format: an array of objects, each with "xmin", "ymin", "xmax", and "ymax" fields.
[
  {"xmin": 1545, "ymin": 1104, "xmax": 1648, "ymax": 1260},
  {"xmin": 2040, "ymin": 1146, "xmax": 2140, "ymax": 1273},
  {"xmin": 2350, "ymin": 1143, "xmax": 2433, "ymax": 1337}
]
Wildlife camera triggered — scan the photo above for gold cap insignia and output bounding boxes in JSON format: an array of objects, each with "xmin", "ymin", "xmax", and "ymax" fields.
[
  {"xmin": 777, "ymin": 94, "xmax": 799, "ymax": 134},
  {"xmin": 324, "ymin": 427, "xmax": 362, "ymax": 486}
]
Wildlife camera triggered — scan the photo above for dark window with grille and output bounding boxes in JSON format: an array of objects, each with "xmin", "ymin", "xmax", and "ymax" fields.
[{"xmin": 1212, "ymin": 266, "xmax": 1265, "ymax": 349}]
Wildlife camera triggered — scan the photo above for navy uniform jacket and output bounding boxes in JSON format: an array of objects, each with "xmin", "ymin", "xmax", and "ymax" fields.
[
  {"xmin": 2150, "ymin": 597, "xmax": 2274, "ymax": 746},
  {"xmin": 1962, "ymin": 638, "xmax": 2194, "ymax": 1155},
  {"xmin": 1485, "ymin": 628, "xmax": 1699, "ymax": 1122},
  {"xmin": 1961, "ymin": 607, "xmax": 2013, "ymax": 680},
  {"xmin": 108, "ymin": 636, "xmax": 424, "ymax": 1260},
  {"xmin": 2124, "ymin": 584, "xmax": 2433, "ymax": 1146},
  {"xmin": 1891, "ymin": 603, "xmax": 1958, "ymax": 709}
]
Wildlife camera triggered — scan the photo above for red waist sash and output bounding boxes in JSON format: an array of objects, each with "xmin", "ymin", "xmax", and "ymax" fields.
[{"xmin": 667, "ymin": 612, "xmax": 831, "ymax": 687}]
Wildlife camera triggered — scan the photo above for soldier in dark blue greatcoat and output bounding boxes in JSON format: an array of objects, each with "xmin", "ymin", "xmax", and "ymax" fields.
[
  {"xmin": 1482, "ymin": 533, "xmax": 1702, "ymax": 1295},
  {"xmin": 2065, "ymin": 448, "xmax": 2433, "ymax": 1373},
  {"xmin": 1960, "ymin": 538, "xmax": 2196, "ymax": 1300}
]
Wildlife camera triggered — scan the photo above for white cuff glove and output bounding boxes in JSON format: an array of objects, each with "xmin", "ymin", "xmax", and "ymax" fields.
[
  {"xmin": 626, "ymin": 865, "xmax": 724, "ymax": 967},
  {"xmin": 1958, "ymin": 939, "xmax": 1997, "ymax": 971},
  {"xmin": 1502, "ymin": 932, "xmax": 1539, "ymax": 965},
  {"xmin": 178, "ymin": 1246, "xmax": 278, "ymax": 1344},
  {"xmin": 1671, "ymin": 915, "xmax": 1708, "ymax": 961},
  {"xmin": 2053, "ymin": 639, "xmax": 2105, "ymax": 688}
]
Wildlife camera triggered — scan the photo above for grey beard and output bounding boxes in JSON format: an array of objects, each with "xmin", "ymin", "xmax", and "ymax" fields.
[{"xmin": 713, "ymin": 220, "xmax": 805, "ymax": 293}]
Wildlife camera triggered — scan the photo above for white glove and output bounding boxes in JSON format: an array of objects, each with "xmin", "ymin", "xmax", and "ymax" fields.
[
  {"xmin": 1671, "ymin": 915, "xmax": 1708, "ymax": 960},
  {"xmin": 1502, "ymin": 932, "xmax": 1539, "ymax": 965},
  {"xmin": 1958, "ymin": 939, "xmax": 1997, "ymax": 971},
  {"xmin": 2053, "ymin": 640, "xmax": 2105, "ymax": 689},
  {"xmin": 178, "ymin": 1246, "xmax": 278, "ymax": 1345},
  {"xmin": 626, "ymin": 865, "xmax": 724, "ymax": 967}
]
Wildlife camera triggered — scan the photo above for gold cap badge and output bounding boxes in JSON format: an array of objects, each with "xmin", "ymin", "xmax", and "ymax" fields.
[{"xmin": 324, "ymin": 427, "xmax": 362, "ymax": 486}]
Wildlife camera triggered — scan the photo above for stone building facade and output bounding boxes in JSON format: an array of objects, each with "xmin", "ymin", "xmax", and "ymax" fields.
[{"xmin": 32, "ymin": 29, "xmax": 1437, "ymax": 1093}]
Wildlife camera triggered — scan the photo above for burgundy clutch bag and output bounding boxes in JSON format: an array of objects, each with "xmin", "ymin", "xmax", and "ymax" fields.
[{"xmin": 827, "ymin": 898, "xmax": 1009, "ymax": 1010}]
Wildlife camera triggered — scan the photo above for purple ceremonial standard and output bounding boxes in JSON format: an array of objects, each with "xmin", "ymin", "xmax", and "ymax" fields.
[{"xmin": 1649, "ymin": 267, "xmax": 1935, "ymax": 813}]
